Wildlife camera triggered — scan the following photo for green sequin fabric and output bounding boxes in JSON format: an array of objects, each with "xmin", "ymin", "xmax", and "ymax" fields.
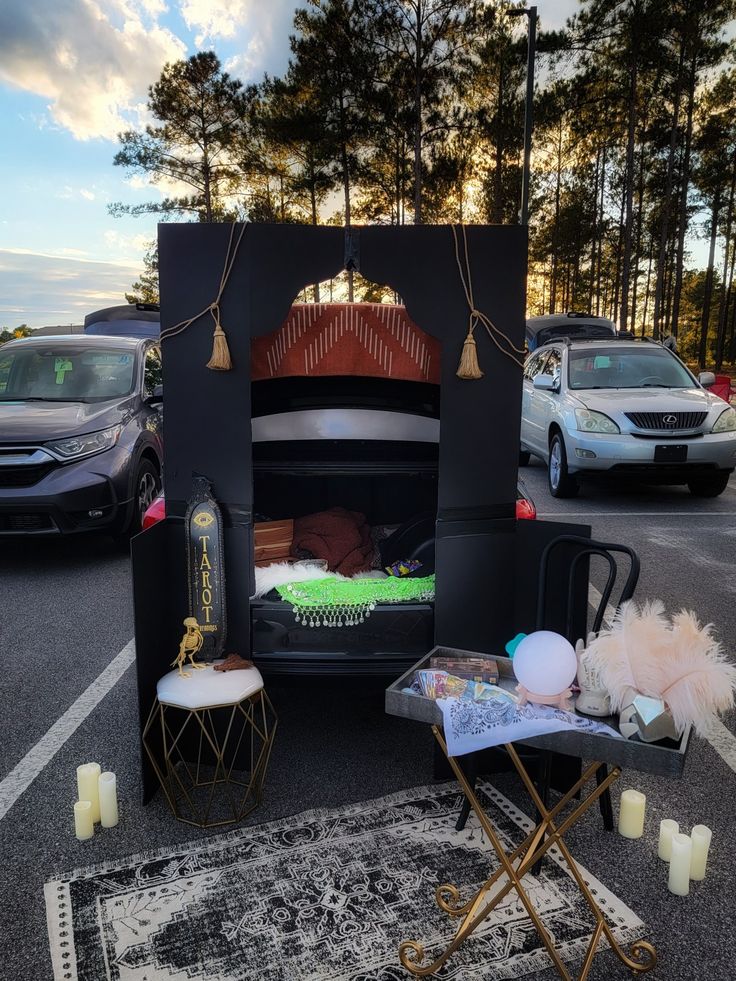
[{"xmin": 277, "ymin": 575, "xmax": 436, "ymax": 627}]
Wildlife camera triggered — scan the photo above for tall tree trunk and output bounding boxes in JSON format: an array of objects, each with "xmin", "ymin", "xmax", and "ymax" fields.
[
  {"xmin": 652, "ymin": 43, "xmax": 686, "ymax": 339},
  {"xmin": 620, "ymin": 21, "xmax": 640, "ymax": 333},
  {"xmin": 589, "ymin": 146, "xmax": 600, "ymax": 310},
  {"xmin": 630, "ymin": 135, "xmax": 647, "ymax": 333},
  {"xmin": 308, "ymin": 154, "xmax": 321, "ymax": 302},
  {"xmin": 202, "ymin": 155, "xmax": 213, "ymax": 222},
  {"xmin": 413, "ymin": 0, "xmax": 423, "ymax": 224},
  {"xmin": 716, "ymin": 151, "xmax": 736, "ymax": 368},
  {"xmin": 549, "ymin": 119, "xmax": 563, "ymax": 312},
  {"xmin": 493, "ymin": 62, "xmax": 505, "ymax": 223},
  {"xmin": 723, "ymin": 229, "xmax": 736, "ymax": 362},
  {"xmin": 642, "ymin": 232, "xmax": 654, "ymax": 334},
  {"xmin": 613, "ymin": 182, "xmax": 626, "ymax": 325},
  {"xmin": 595, "ymin": 144, "xmax": 607, "ymax": 314},
  {"xmin": 699, "ymin": 189, "xmax": 721, "ymax": 368},
  {"xmin": 338, "ymin": 89, "xmax": 354, "ymax": 301},
  {"xmin": 671, "ymin": 54, "xmax": 697, "ymax": 338}
]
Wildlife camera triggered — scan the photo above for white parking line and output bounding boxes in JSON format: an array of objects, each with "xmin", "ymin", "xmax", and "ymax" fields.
[
  {"xmin": 540, "ymin": 512, "xmax": 736, "ymax": 518},
  {"xmin": 588, "ymin": 586, "xmax": 736, "ymax": 774},
  {"xmin": 0, "ymin": 640, "xmax": 135, "ymax": 822}
]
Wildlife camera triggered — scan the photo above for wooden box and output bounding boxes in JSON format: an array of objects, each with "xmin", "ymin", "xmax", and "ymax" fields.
[{"xmin": 254, "ymin": 519, "xmax": 294, "ymax": 567}]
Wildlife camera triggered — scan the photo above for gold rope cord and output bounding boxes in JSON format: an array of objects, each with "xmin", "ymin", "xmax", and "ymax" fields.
[
  {"xmin": 451, "ymin": 224, "xmax": 526, "ymax": 376},
  {"xmin": 160, "ymin": 222, "xmax": 248, "ymax": 370}
]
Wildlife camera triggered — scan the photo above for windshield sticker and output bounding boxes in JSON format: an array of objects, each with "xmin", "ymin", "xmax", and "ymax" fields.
[
  {"xmin": 593, "ymin": 355, "xmax": 611, "ymax": 369},
  {"xmin": 81, "ymin": 354, "xmax": 134, "ymax": 365},
  {"xmin": 54, "ymin": 358, "xmax": 73, "ymax": 384}
]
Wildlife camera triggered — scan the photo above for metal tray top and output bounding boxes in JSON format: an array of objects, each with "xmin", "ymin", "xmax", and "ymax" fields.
[{"xmin": 385, "ymin": 646, "xmax": 690, "ymax": 779}]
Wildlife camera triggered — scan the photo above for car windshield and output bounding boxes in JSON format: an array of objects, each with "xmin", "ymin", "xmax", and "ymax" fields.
[
  {"xmin": 567, "ymin": 347, "xmax": 694, "ymax": 390},
  {"xmin": 0, "ymin": 346, "xmax": 136, "ymax": 402}
]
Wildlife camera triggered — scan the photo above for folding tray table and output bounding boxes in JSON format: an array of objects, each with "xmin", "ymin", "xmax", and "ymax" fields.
[{"xmin": 386, "ymin": 646, "xmax": 691, "ymax": 980}]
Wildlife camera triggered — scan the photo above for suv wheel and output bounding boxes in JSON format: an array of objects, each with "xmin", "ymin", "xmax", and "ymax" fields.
[
  {"xmin": 687, "ymin": 473, "xmax": 730, "ymax": 498},
  {"xmin": 117, "ymin": 459, "xmax": 161, "ymax": 541},
  {"xmin": 548, "ymin": 433, "xmax": 579, "ymax": 498}
]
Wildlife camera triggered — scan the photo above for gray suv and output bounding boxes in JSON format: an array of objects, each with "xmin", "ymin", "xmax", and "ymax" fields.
[
  {"xmin": 520, "ymin": 338, "xmax": 736, "ymax": 498},
  {"xmin": 0, "ymin": 334, "xmax": 163, "ymax": 535}
]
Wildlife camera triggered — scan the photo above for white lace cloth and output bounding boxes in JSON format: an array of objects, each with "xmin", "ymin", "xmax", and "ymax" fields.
[{"xmin": 437, "ymin": 695, "xmax": 621, "ymax": 757}]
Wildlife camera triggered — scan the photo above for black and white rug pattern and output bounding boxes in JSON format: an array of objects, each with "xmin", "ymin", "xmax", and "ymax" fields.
[{"xmin": 45, "ymin": 781, "xmax": 645, "ymax": 980}]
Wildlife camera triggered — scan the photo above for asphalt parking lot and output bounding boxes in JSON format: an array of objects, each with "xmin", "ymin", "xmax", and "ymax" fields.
[{"xmin": 1, "ymin": 467, "xmax": 735, "ymax": 980}]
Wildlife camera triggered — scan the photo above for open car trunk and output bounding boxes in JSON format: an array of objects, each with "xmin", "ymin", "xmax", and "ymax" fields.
[{"xmin": 251, "ymin": 437, "xmax": 438, "ymax": 674}]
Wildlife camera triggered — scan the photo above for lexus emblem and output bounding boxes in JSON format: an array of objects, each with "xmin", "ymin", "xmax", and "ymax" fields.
[{"xmin": 663, "ymin": 414, "xmax": 678, "ymax": 426}]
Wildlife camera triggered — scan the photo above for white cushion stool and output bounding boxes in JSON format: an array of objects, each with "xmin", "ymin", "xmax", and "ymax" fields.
[{"xmin": 142, "ymin": 660, "xmax": 277, "ymax": 827}]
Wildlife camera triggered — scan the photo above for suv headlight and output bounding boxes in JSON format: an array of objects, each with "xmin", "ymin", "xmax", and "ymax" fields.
[
  {"xmin": 712, "ymin": 407, "xmax": 736, "ymax": 433},
  {"xmin": 574, "ymin": 409, "xmax": 620, "ymax": 434},
  {"xmin": 46, "ymin": 426, "xmax": 121, "ymax": 461}
]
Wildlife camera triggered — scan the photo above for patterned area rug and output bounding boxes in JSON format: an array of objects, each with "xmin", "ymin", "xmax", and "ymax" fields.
[{"xmin": 45, "ymin": 782, "xmax": 645, "ymax": 980}]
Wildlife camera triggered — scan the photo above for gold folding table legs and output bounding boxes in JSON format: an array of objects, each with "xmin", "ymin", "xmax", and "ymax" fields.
[
  {"xmin": 399, "ymin": 727, "xmax": 657, "ymax": 980},
  {"xmin": 142, "ymin": 687, "xmax": 277, "ymax": 828}
]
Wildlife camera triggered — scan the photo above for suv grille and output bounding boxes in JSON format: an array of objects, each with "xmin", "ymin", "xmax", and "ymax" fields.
[
  {"xmin": 0, "ymin": 513, "xmax": 55, "ymax": 531},
  {"xmin": 0, "ymin": 464, "xmax": 55, "ymax": 488},
  {"xmin": 625, "ymin": 411, "xmax": 707, "ymax": 431}
]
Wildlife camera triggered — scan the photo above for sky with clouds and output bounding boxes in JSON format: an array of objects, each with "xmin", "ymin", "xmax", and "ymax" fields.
[{"xmin": 0, "ymin": 0, "xmax": 578, "ymax": 328}]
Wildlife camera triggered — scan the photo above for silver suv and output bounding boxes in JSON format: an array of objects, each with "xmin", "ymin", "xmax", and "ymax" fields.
[{"xmin": 520, "ymin": 339, "xmax": 736, "ymax": 498}]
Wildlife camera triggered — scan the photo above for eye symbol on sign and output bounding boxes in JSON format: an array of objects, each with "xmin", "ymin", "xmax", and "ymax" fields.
[{"xmin": 194, "ymin": 512, "xmax": 215, "ymax": 529}]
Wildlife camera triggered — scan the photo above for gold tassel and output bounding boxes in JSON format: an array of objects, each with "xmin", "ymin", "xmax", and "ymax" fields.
[
  {"xmin": 456, "ymin": 328, "xmax": 483, "ymax": 379},
  {"xmin": 207, "ymin": 324, "xmax": 232, "ymax": 371}
]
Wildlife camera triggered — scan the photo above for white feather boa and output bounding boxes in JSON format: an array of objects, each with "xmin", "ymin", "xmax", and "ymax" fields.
[{"xmin": 586, "ymin": 599, "xmax": 736, "ymax": 734}]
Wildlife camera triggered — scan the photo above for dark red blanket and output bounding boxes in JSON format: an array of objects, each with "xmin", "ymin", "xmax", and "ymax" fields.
[{"xmin": 290, "ymin": 507, "xmax": 374, "ymax": 576}]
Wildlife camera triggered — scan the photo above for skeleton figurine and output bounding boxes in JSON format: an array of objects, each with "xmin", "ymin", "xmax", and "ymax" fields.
[
  {"xmin": 172, "ymin": 617, "xmax": 206, "ymax": 678},
  {"xmin": 575, "ymin": 635, "xmax": 612, "ymax": 717}
]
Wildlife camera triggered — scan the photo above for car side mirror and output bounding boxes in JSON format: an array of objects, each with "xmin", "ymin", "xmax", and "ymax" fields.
[
  {"xmin": 699, "ymin": 371, "xmax": 715, "ymax": 388},
  {"xmin": 146, "ymin": 384, "xmax": 163, "ymax": 405},
  {"xmin": 533, "ymin": 373, "xmax": 558, "ymax": 392}
]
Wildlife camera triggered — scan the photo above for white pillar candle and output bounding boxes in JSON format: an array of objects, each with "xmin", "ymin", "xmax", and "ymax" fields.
[
  {"xmin": 77, "ymin": 763, "xmax": 101, "ymax": 823},
  {"xmin": 658, "ymin": 819, "xmax": 679, "ymax": 861},
  {"xmin": 668, "ymin": 833, "xmax": 692, "ymax": 896},
  {"xmin": 690, "ymin": 825, "xmax": 712, "ymax": 881},
  {"xmin": 618, "ymin": 789, "xmax": 646, "ymax": 839},
  {"xmin": 99, "ymin": 771, "xmax": 119, "ymax": 829},
  {"xmin": 74, "ymin": 800, "xmax": 94, "ymax": 841}
]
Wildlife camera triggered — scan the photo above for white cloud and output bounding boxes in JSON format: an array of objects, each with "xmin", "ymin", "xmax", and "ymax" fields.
[
  {"xmin": 127, "ymin": 172, "xmax": 189, "ymax": 195},
  {"xmin": 103, "ymin": 230, "xmax": 154, "ymax": 256},
  {"xmin": 0, "ymin": 0, "xmax": 186, "ymax": 140},
  {"xmin": 0, "ymin": 248, "xmax": 140, "ymax": 328},
  {"xmin": 183, "ymin": 0, "xmax": 296, "ymax": 78},
  {"xmin": 180, "ymin": 0, "xmax": 248, "ymax": 45},
  {"xmin": 80, "ymin": 188, "xmax": 96, "ymax": 201}
]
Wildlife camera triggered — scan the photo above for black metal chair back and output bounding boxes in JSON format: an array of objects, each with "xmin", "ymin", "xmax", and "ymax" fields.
[{"xmin": 536, "ymin": 534, "xmax": 640, "ymax": 640}]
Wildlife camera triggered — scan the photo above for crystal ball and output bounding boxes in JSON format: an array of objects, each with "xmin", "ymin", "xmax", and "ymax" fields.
[{"xmin": 512, "ymin": 630, "xmax": 577, "ymax": 696}]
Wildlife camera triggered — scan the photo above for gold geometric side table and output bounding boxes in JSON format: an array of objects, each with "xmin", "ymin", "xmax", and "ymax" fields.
[{"xmin": 142, "ymin": 661, "xmax": 277, "ymax": 828}]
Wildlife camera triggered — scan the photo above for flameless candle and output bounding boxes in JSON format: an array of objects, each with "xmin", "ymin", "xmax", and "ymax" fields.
[
  {"xmin": 690, "ymin": 825, "xmax": 712, "ymax": 881},
  {"xmin": 74, "ymin": 800, "xmax": 94, "ymax": 841},
  {"xmin": 658, "ymin": 819, "xmax": 679, "ymax": 861},
  {"xmin": 77, "ymin": 763, "xmax": 101, "ymax": 823},
  {"xmin": 99, "ymin": 771, "xmax": 119, "ymax": 828},
  {"xmin": 618, "ymin": 789, "xmax": 646, "ymax": 839},
  {"xmin": 668, "ymin": 833, "xmax": 692, "ymax": 896}
]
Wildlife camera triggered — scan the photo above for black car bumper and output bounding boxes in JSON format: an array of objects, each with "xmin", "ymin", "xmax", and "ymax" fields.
[
  {"xmin": 0, "ymin": 448, "xmax": 133, "ymax": 535},
  {"xmin": 251, "ymin": 599, "xmax": 434, "ymax": 675}
]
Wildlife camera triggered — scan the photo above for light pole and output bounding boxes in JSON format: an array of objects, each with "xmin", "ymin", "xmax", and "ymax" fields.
[{"xmin": 507, "ymin": 6, "xmax": 537, "ymax": 227}]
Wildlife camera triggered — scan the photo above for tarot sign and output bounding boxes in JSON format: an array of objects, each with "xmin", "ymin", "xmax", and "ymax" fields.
[{"xmin": 185, "ymin": 477, "xmax": 226, "ymax": 661}]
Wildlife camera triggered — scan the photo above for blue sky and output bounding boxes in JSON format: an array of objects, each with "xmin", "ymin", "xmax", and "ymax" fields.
[{"xmin": 0, "ymin": 0, "xmax": 578, "ymax": 328}]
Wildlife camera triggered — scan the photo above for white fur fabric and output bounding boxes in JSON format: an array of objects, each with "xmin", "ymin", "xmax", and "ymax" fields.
[
  {"xmin": 252, "ymin": 562, "xmax": 389, "ymax": 598},
  {"xmin": 252, "ymin": 561, "xmax": 335, "ymax": 598}
]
